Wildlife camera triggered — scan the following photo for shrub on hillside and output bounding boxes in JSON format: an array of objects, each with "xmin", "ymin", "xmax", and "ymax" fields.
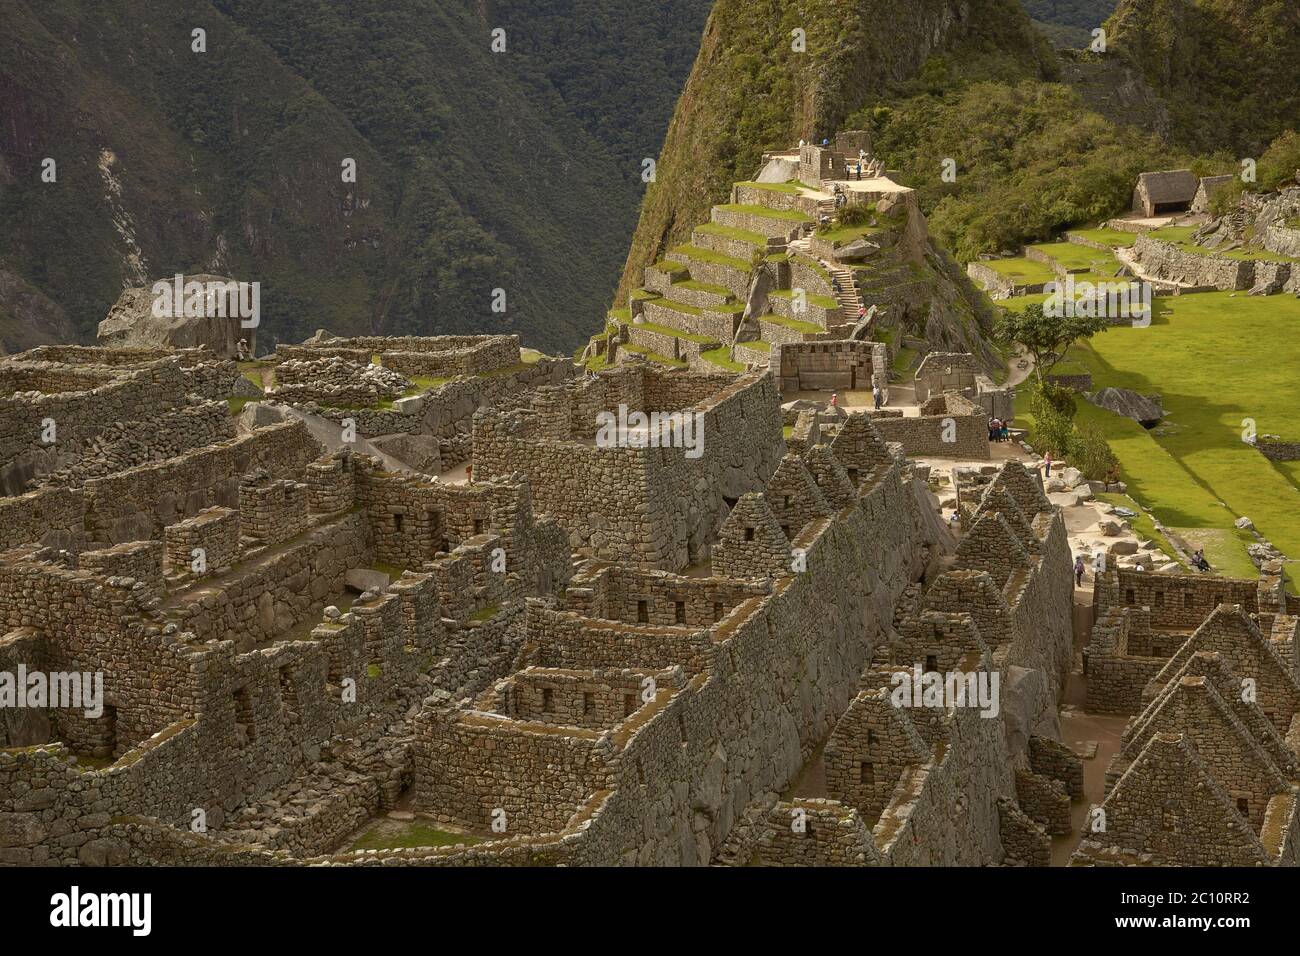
[{"xmin": 1073, "ymin": 421, "xmax": 1119, "ymax": 481}]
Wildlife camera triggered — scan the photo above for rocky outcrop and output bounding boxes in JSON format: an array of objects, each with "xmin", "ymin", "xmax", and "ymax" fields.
[
  {"xmin": 97, "ymin": 275, "xmax": 256, "ymax": 358},
  {"xmin": 1088, "ymin": 387, "xmax": 1163, "ymax": 427}
]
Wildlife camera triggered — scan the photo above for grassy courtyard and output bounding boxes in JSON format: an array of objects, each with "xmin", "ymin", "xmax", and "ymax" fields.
[{"xmin": 1023, "ymin": 292, "xmax": 1300, "ymax": 582}]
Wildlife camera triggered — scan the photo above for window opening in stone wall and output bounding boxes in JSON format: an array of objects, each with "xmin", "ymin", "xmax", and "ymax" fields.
[
  {"xmin": 233, "ymin": 687, "xmax": 256, "ymax": 745},
  {"xmin": 279, "ymin": 665, "xmax": 298, "ymax": 720}
]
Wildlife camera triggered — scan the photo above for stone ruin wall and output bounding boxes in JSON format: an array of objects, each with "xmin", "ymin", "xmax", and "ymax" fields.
[
  {"xmin": 868, "ymin": 394, "xmax": 989, "ymax": 460},
  {"xmin": 771, "ymin": 340, "xmax": 885, "ymax": 393},
  {"xmin": 0, "ymin": 362, "xmax": 194, "ymax": 494},
  {"xmin": 33, "ymin": 400, "xmax": 237, "ymax": 490},
  {"xmin": 1096, "ymin": 567, "xmax": 1261, "ymax": 630},
  {"xmin": 473, "ymin": 369, "xmax": 785, "ymax": 571},
  {"xmin": 80, "ymin": 421, "xmax": 322, "ymax": 545},
  {"xmin": 276, "ymin": 334, "xmax": 520, "ymax": 378},
  {"xmin": 404, "ymin": 457, "xmax": 937, "ymax": 865},
  {"xmin": 1133, "ymin": 235, "xmax": 1247, "ymax": 288},
  {"xmin": 1255, "ymin": 438, "xmax": 1300, "ymax": 462}
]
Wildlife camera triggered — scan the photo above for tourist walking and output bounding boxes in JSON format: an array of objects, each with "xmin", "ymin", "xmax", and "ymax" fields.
[
  {"xmin": 1074, "ymin": 555, "xmax": 1085, "ymax": 587},
  {"xmin": 829, "ymin": 392, "xmax": 838, "ymax": 409},
  {"xmin": 873, "ymin": 385, "xmax": 882, "ymax": 410},
  {"xmin": 1044, "ymin": 451, "xmax": 1053, "ymax": 477}
]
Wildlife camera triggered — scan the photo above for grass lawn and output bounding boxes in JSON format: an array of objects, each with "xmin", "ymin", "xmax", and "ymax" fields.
[
  {"xmin": 703, "ymin": 347, "xmax": 746, "ymax": 372},
  {"xmin": 1020, "ymin": 292, "xmax": 1300, "ymax": 583},
  {"xmin": 1027, "ymin": 242, "xmax": 1120, "ymax": 275},
  {"xmin": 349, "ymin": 819, "xmax": 484, "ymax": 852},
  {"xmin": 983, "ymin": 257, "xmax": 1056, "ymax": 285},
  {"xmin": 1065, "ymin": 228, "xmax": 1139, "ymax": 249}
]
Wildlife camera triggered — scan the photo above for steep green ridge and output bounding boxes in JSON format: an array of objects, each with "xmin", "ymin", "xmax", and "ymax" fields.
[
  {"xmin": 1100, "ymin": 0, "xmax": 1300, "ymax": 156},
  {"xmin": 615, "ymin": 0, "xmax": 1058, "ymax": 302},
  {"xmin": 0, "ymin": 0, "xmax": 707, "ymax": 353},
  {"xmin": 861, "ymin": 81, "xmax": 1198, "ymax": 261}
]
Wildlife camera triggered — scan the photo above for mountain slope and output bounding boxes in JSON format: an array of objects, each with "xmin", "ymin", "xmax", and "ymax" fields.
[
  {"xmin": 1093, "ymin": 0, "xmax": 1300, "ymax": 155},
  {"xmin": 615, "ymin": 0, "xmax": 1058, "ymax": 303},
  {"xmin": 0, "ymin": 0, "xmax": 709, "ymax": 354}
]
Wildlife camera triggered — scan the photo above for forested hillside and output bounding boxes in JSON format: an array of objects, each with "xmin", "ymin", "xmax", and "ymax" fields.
[
  {"xmin": 0, "ymin": 0, "xmax": 710, "ymax": 353},
  {"xmin": 1021, "ymin": 0, "xmax": 1118, "ymax": 46},
  {"xmin": 614, "ymin": 0, "xmax": 1059, "ymax": 302},
  {"xmin": 1102, "ymin": 0, "xmax": 1300, "ymax": 156}
]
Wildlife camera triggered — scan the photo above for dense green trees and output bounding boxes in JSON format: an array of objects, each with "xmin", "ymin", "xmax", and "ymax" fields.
[
  {"xmin": 858, "ymin": 81, "xmax": 1197, "ymax": 260},
  {"xmin": 3, "ymin": 0, "xmax": 711, "ymax": 352}
]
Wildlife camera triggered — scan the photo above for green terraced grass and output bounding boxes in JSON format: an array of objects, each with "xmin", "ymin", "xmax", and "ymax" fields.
[
  {"xmin": 1028, "ymin": 242, "xmax": 1120, "ymax": 275},
  {"xmin": 1066, "ymin": 228, "xmax": 1139, "ymax": 249},
  {"xmin": 619, "ymin": 316, "xmax": 716, "ymax": 345},
  {"xmin": 1148, "ymin": 227, "xmax": 1300, "ymax": 264},
  {"xmin": 669, "ymin": 245, "xmax": 751, "ymax": 273},
  {"xmin": 349, "ymin": 821, "xmax": 484, "ymax": 852},
  {"xmin": 735, "ymin": 180, "xmax": 806, "ymax": 195},
  {"xmin": 1021, "ymin": 292, "xmax": 1300, "ymax": 583},
  {"xmin": 891, "ymin": 346, "xmax": 918, "ymax": 375},
  {"xmin": 737, "ymin": 340, "xmax": 771, "ymax": 352},
  {"xmin": 673, "ymin": 279, "xmax": 733, "ymax": 299},
  {"xmin": 644, "ymin": 297, "xmax": 700, "ymax": 316},
  {"xmin": 770, "ymin": 289, "xmax": 839, "ymax": 310},
  {"xmin": 649, "ymin": 259, "xmax": 691, "ymax": 275},
  {"xmin": 816, "ymin": 222, "xmax": 886, "ymax": 246},
  {"xmin": 715, "ymin": 203, "xmax": 811, "ymax": 223},
  {"xmin": 998, "ymin": 293, "xmax": 1051, "ymax": 313},
  {"xmin": 702, "ymin": 347, "xmax": 746, "ymax": 372},
  {"xmin": 791, "ymin": 254, "xmax": 830, "ymax": 282},
  {"xmin": 982, "ymin": 257, "xmax": 1056, "ymax": 284},
  {"xmin": 761, "ymin": 313, "xmax": 823, "ymax": 334},
  {"xmin": 696, "ymin": 223, "xmax": 764, "ymax": 248},
  {"xmin": 620, "ymin": 344, "xmax": 688, "ymax": 368}
]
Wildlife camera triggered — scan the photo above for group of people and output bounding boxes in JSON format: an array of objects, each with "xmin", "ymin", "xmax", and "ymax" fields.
[
  {"xmin": 988, "ymin": 417, "xmax": 1011, "ymax": 442},
  {"xmin": 1192, "ymin": 549, "xmax": 1212, "ymax": 572}
]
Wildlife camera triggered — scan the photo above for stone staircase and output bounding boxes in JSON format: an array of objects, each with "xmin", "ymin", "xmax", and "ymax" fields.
[{"xmin": 826, "ymin": 263, "xmax": 862, "ymax": 321}]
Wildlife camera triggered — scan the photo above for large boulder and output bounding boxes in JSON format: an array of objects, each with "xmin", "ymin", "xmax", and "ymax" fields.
[
  {"xmin": 1087, "ymin": 387, "xmax": 1163, "ymax": 427},
  {"xmin": 97, "ymin": 274, "xmax": 257, "ymax": 358}
]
